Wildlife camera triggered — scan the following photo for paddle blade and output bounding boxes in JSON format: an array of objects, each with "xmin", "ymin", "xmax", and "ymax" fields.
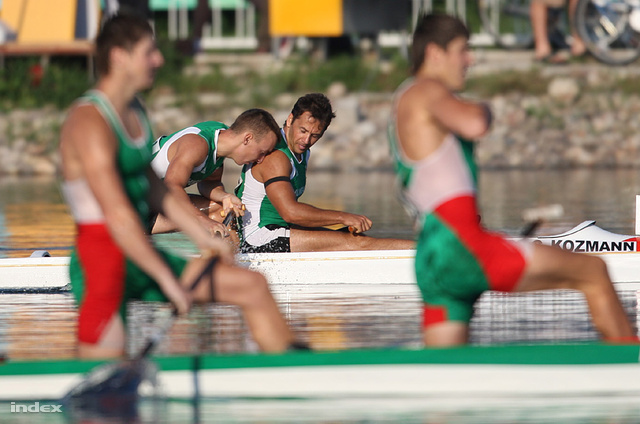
[
  {"xmin": 521, "ymin": 204, "xmax": 564, "ymax": 237},
  {"xmin": 522, "ymin": 204, "xmax": 564, "ymax": 223},
  {"xmin": 61, "ymin": 358, "xmax": 157, "ymax": 408}
]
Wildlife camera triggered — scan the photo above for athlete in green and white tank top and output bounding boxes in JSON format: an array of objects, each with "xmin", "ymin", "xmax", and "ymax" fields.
[
  {"xmin": 151, "ymin": 121, "xmax": 229, "ymax": 186},
  {"xmin": 235, "ymin": 130, "xmax": 309, "ymax": 252},
  {"xmin": 65, "ymin": 90, "xmax": 190, "ymax": 343},
  {"xmin": 64, "ymin": 89, "xmax": 155, "ymax": 230}
]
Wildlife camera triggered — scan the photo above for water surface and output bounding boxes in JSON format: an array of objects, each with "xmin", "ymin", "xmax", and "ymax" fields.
[
  {"xmin": 2, "ymin": 169, "xmax": 640, "ymax": 423},
  {"xmin": 2, "ymin": 168, "xmax": 640, "ymax": 257}
]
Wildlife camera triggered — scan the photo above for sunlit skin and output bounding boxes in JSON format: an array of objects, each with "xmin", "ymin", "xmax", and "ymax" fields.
[
  {"xmin": 124, "ymin": 35, "xmax": 164, "ymax": 91},
  {"xmin": 426, "ymin": 36, "xmax": 473, "ymax": 93},
  {"xmin": 283, "ymin": 111, "xmax": 325, "ymax": 158},
  {"xmin": 151, "ymin": 128, "xmax": 278, "ymax": 237},
  {"xmin": 246, "ymin": 104, "xmax": 415, "ymax": 252},
  {"xmin": 395, "ymin": 18, "xmax": 635, "ymax": 346},
  {"xmin": 228, "ymin": 132, "xmax": 277, "ymax": 165},
  {"xmin": 60, "ymin": 14, "xmax": 296, "ymax": 359}
]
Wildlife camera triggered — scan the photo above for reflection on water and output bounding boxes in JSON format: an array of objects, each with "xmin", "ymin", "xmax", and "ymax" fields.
[
  {"xmin": 2, "ymin": 170, "xmax": 640, "ymax": 422},
  {"xmin": 2, "ymin": 395, "xmax": 640, "ymax": 423},
  {"xmin": 479, "ymin": 168, "xmax": 640, "ymax": 236},
  {"xmin": 0, "ymin": 177, "xmax": 74, "ymax": 258},
  {"xmin": 2, "ymin": 168, "xmax": 640, "ymax": 257}
]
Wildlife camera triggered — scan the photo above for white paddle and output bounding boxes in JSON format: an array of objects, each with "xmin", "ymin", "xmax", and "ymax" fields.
[{"xmin": 521, "ymin": 204, "xmax": 564, "ymax": 237}]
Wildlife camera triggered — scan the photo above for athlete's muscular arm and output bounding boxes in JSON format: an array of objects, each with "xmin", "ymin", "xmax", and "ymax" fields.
[
  {"xmin": 197, "ymin": 166, "xmax": 244, "ymax": 217},
  {"xmin": 410, "ymin": 78, "xmax": 491, "ymax": 140},
  {"xmin": 60, "ymin": 105, "xmax": 191, "ymax": 314},
  {"xmin": 147, "ymin": 169, "xmax": 234, "ymax": 263},
  {"xmin": 253, "ymin": 151, "xmax": 372, "ymax": 233},
  {"xmin": 395, "ymin": 79, "xmax": 492, "ymax": 162},
  {"xmin": 163, "ymin": 133, "xmax": 227, "ymax": 235}
]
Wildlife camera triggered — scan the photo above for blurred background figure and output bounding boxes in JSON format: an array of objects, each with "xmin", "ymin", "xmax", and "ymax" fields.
[
  {"xmin": 530, "ymin": 0, "xmax": 586, "ymax": 63},
  {"xmin": 249, "ymin": 0, "xmax": 271, "ymax": 53},
  {"xmin": 103, "ymin": 0, "xmax": 151, "ymax": 19},
  {"xmin": 192, "ymin": 0, "xmax": 211, "ymax": 54}
]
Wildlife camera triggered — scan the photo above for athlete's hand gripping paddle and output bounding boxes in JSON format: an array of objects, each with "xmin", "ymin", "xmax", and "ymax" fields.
[{"xmin": 220, "ymin": 204, "xmax": 245, "ymax": 227}]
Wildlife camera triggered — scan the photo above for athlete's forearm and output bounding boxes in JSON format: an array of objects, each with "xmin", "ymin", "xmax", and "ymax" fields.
[
  {"xmin": 203, "ymin": 183, "xmax": 230, "ymax": 204},
  {"xmin": 278, "ymin": 202, "xmax": 350, "ymax": 228},
  {"xmin": 161, "ymin": 191, "xmax": 232, "ymax": 255},
  {"xmin": 164, "ymin": 180, "xmax": 212, "ymax": 221},
  {"xmin": 197, "ymin": 178, "xmax": 222, "ymax": 199},
  {"xmin": 153, "ymin": 182, "xmax": 227, "ymax": 253}
]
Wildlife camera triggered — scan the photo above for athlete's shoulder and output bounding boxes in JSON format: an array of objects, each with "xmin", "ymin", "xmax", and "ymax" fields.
[
  {"xmin": 406, "ymin": 78, "xmax": 449, "ymax": 102},
  {"xmin": 252, "ymin": 149, "xmax": 290, "ymax": 181},
  {"xmin": 263, "ymin": 149, "xmax": 289, "ymax": 164},
  {"xmin": 64, "ymin": 100, "xmax": 111, "ymax": 139}
]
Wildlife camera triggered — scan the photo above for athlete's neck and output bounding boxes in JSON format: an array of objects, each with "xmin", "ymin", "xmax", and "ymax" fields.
[
  {"xmin": 216, "ymin": 128, "xmax": 234, "ymax": 159},
  {"xmin": 95, "ymin": 77, "xmax": 139, "ymax": 117}
]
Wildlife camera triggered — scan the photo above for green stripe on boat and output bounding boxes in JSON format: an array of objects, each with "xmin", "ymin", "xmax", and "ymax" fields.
[{"xmin": 1, "ymin": 344, "xmax": 639, "ymax": 377}]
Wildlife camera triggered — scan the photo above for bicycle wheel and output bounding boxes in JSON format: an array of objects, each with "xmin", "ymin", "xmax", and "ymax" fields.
[
  {"xmin": 479, "ymin": 0, "xmax": 535, "ymax": 48},
  {"xmin": 575, "ymin": 0, "xmax": 640, "ymax": 65}
]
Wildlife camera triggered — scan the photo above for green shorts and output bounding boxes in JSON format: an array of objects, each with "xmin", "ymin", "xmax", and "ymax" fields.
[{"xmin": 415, "ymin": 213, "xmax": 527, "ymax": 326}]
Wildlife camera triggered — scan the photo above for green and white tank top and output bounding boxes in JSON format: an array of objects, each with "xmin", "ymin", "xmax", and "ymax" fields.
[
  {"xmin": 151, "ymin": 121, "xmax": 228, "ymax": 186},
  {"xmin": 235, "ymin": 131, "xmax": 309, "ymax": 240},
  {"xmin": 62, "ymin": 90, "xmax": 154, "ymax": 229}
]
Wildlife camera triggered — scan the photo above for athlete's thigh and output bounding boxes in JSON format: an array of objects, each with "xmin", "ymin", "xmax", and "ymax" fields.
[
  {"xmin": 179, "ymin": 255, "xmax": 261, "ymax": 304},
  {"xmin": 423, "ymin": 322, "xmax": 469, "ymax": 346},
  {"xmin": 210, "ymin": 262, "xmax": 268, "ymax": 304},
  {"xmin": 179, "ymin": 255, "xmax": 215, "ymax": 302},
  {"xmin": 290, "ymin": 227, "xmax": 352, "ymax": 252},
  {"xmin": 515, "ymin": 243, "xmax": 602, "ymax": 293}
]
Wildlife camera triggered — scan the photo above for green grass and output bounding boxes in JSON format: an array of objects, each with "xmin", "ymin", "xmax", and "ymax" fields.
[
  {"xmin": 2, "ymin": 37, "xmax": 636, "ymax": 113},
  {"xmin": 0, "ymin": 57, "xmax": 89, "ymax": 111}
]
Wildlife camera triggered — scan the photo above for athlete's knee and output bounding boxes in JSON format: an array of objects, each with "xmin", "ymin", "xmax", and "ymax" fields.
[
  {"xmin": 570, "ymin": 254, "xmax": 612, "ymax": 293},
  {"xmin": 350, "ymin": 234, "xmax": 376, "ymax": 249},
  {"xmin": 423, "ymin": 322, "xmax": 469, "ymax": 346},
  {"xmin": 589, "ymin": 255, "xmax": 609, "ymax": 276},
  {"xmin": 233, "ymin": 270, "xmax": 272, "ymax": 306},
  {"xmin": 578, "ymin": 255, "xmax": 609, "ymax": 282}
]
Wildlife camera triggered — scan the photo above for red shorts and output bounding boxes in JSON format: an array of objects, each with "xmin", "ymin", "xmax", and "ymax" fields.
[{"xmin": 70, "ymin": 223, "xmax": 187, "ymax": 344}]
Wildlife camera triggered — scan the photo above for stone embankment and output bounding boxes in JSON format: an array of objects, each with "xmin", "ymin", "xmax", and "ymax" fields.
[{"xmin": 2, "ymin": 50, "xmax": 640, "ymax": 175}]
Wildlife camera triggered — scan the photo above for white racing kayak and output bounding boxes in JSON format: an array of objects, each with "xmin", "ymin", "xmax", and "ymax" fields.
[{"xmin": 2, "ymin": 220, "xmax": 640, "ymax": 292}]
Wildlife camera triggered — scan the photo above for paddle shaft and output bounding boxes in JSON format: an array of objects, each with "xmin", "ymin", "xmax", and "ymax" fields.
[
  {"xmin": 521, "ymin": 220, "xmax": 541, "ymax": 237},
  {"xmin": 220, "ymin": 204, "xmax": 245, "ymax": 227},
  {"xmin": 136, "ymin": 256, "xmax": 218, "ymax": 360},
  {"xmin": 222, "ymin": 211, "xmax": 234, "ymax": 227}
]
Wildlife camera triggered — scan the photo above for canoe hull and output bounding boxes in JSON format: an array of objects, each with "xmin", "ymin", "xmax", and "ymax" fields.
[{"xmin": 2, "ymin": 344, "xmax": 640, "ymax": 400}]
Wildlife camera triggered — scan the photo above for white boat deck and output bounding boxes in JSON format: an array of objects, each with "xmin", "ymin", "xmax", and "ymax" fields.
[{"xmin": 2, "ymin": 248, "xmax": 640, "ymax": 292}]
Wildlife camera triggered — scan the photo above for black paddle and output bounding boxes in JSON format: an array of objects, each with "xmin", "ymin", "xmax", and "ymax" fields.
[
  {"xmin": 222, "ymin": 210, "xmax": 235, "ymax": 227},
  {"xmin": 220, "ymin": 204, "xmax": 245, "ymax": 226},
  {"xmin": 61, "ymin": 255, "xmax": 218, "ymax": 409}
]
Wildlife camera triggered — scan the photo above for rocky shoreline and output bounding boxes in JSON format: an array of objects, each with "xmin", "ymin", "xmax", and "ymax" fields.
[{"xmin": 2, "ymin": 51, "xmax": 640, "ymax": 175}]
